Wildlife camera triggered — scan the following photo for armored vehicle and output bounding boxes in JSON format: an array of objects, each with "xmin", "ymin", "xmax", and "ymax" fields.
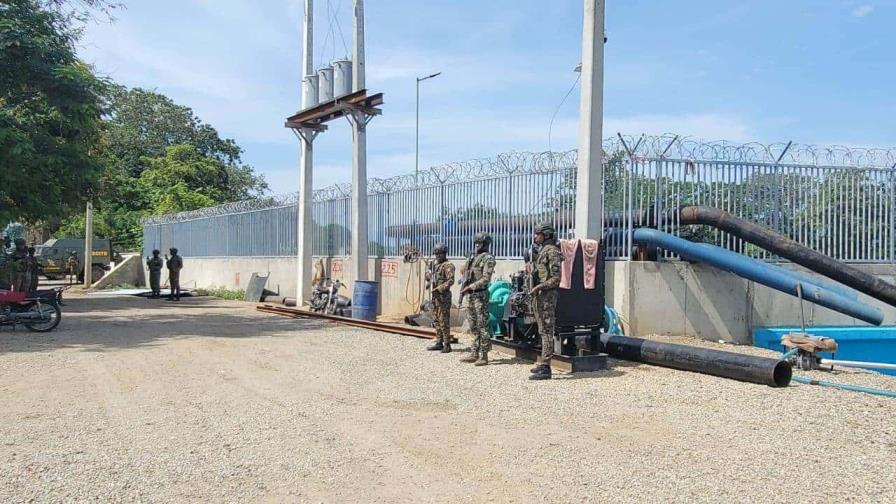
[{"xmin": 34, "ymin": 239, "xmax": 114, "ymax": 282}]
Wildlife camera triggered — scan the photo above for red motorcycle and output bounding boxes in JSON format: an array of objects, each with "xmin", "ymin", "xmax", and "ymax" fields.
[{"xmin": 0, "ymin": 288, "xmax": 63, "ymax": 332}]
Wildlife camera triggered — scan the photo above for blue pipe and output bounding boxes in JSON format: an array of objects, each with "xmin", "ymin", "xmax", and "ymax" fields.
[
  {"xmin": 693, "ymin": 243, "xmax": 858, "ymax": 301},
  {"xmin": 780, "ymin": 348, "xmax": 800, "ymax": 361},
  {"xmin": 632, "ymin": 228, "xmax": 883, "ymax": 326},
  {"xmin": 791, "ymin": 376, "xmax": 896, "ymax": 398},
  {"xmin": 604, "ymin": 305, "xmax": 624, "ymax": 335}
]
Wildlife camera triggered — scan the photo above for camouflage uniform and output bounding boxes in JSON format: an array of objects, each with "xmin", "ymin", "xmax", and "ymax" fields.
[
  {"xmin": 533, "ymin": 242, "xmax": 563, "ymax": 365},
  {"xmin": 146, "ymin": 254, "xmax": 164, "ymax": 297},
  {"xmin": 10, "ymin": 240, "xmax": 28, "ymax": 292},
  {"xmin": 26, "ymin": 248, "xmax": 40, "ymax": 293},
  {"xmin": 166, "ymin": 251, "xmax": 183, "ymax": 300},
  {"xmin": 0, "ymin": 250, "xmax": 11, "ymax": 290},
  {"xmin": 466, "ymin": 252, "xmax": 496, "ymax": 354},
  {"xmin": 67, "ymin": 253, "xmax": 79, "ymax": 284},
  {"xmin": 431, "ymin": 260, "xmax": 456, "ymax": 345}
]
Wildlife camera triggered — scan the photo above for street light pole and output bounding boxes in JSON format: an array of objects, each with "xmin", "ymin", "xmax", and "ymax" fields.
[{"xmin": 415, "ymin": 72, "xmax": 441, "ymax": 185}]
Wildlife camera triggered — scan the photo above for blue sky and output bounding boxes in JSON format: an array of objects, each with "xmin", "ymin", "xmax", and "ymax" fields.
[{"xmin": 78, "ymin": 0, "xmax": 894, "ymax": 193}]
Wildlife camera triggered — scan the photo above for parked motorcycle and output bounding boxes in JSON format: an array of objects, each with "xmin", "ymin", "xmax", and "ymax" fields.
[
  {"xmin": 0, "ymin": 288, "xmax": 63, "ymax": 332},
  {"xmin": 308, "ymin": 278, "xmax": 351, "ymax": 315}
]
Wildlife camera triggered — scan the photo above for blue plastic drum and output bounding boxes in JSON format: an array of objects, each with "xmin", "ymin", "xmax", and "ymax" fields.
[{"xmin": 352, "ymin": 280, "xmax": 379, "ymax": 321}]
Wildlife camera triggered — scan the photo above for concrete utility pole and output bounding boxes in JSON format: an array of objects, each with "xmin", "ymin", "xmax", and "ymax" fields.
[
  {"xmin": 296, "ymin": 0, "xmax": 314, "ymax": 304},
  {"xmin": 83, "ymin": 199, "xmax": 93, "ymax": 287},
  {"xmin": 350, "ymin": 0, "xmax": 369, "ymax": 281},
  {"xmin": 574, "ymin": 0, "xmax": 606, "ymax": 240}
]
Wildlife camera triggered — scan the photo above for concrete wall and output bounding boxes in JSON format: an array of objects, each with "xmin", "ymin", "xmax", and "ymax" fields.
[
  {"xmin": 612, "ymin": 261, "xmax": 896, "ymax": 344},
  {"xmin": 160, "ymin": 255, "xmax": 896, "ymax": 344},
  {"xmin": 158, "ymin": 255, "xmax": 525, "ymax": 321},
  {"xmin": 93, "ymin": 254, "xmax": 145, "ymax": 289}
]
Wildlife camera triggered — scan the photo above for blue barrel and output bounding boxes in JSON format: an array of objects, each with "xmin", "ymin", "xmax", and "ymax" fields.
[{"xmin": 352, "ymin": 281, "xmax": 379, "ymax": 321}]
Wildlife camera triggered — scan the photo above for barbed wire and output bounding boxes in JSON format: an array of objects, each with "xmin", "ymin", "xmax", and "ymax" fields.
[{"xmin": 145, "ymin": 135, "xmax": 895, "ymax": 225}]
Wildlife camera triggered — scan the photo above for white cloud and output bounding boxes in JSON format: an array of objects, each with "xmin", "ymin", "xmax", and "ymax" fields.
[{"xmin": 851, "ymin": 4, "xmax": 874, "ymax": 17}]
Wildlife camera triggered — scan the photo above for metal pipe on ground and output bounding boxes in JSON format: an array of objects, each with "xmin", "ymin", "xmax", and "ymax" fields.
[
  {"xmin": 818, "ymin": 358, "xmax": 896, "ymax": 371},
  {"xmin": 791, "ymin": 376, "xmax": 896, "ymax": 398},
  {"xmin": 629, "ymin": 228, "xmax": 884, "ymax": 325},
  {"xmin": 601, "ymin": 334, "xmax": 793, "ymax": 387}
]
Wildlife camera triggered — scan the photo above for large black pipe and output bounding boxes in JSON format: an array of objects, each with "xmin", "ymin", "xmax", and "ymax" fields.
[
  {"xmin": 607, "ymin": 205, "xmax": 896, "ymax": 308},
  {"xmin": 601, "ymin": 334, "xmax": 792, "ymax": 387}
]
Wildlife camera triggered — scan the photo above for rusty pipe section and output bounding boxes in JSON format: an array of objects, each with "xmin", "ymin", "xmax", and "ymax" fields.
[
  {"xmin": 601, "ymin": 334, "xmax": 793, "ymax": 387},
  {"xmin": 607, "ymin": 205, "xmax": 896, "ymax": 308}
]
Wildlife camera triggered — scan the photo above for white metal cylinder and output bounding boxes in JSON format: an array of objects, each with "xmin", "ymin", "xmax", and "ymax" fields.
[
  {"xmin": 302, "ymin": 74, "xmax": 319, "ymax": 110},
  {"xmin": 332, "ymin": 59, "xmax": 353, "ymax": 98},
  {"xmin": 317, "ymin": 67, "xmax": 334, "ymax": 102}
]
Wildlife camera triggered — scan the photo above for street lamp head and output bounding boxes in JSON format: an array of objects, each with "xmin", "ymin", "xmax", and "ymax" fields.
[{"xmin": 417, "ymin": 72, "xmax": 442, "ymax": 82}]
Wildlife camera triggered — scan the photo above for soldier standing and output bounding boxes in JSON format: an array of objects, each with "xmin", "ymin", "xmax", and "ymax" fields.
[
  {"xmin": 66, "ymin": 251, "xmax": 79, "ymax": 285},
  {"xmin": 166, "ymin": 247, "xmax": 183, "ymax": 301},
  {"xmin": 10, "ymin": 239, "xmax": 28, "ymax": 292},
  {"xmin": 26, "ymin": 246, "xmax": 40, "ymax": 293},
  {"xmin": 459, "ymin": 233, "xmax": 496, "ymax": 366},
  {"xmin": 146, "ymin": 249, "xmax": 164, "ymax": 298},
  {"xmin": 528, "ymin": 223, "xmax": 563, "ymax": 381},
  {"xmin": 425, "ymin": 243, "xmax": 456, "ymax": 353},
  {"xmin": 0, "ymin": 239, "xmax": 11, "ymax": 290}
]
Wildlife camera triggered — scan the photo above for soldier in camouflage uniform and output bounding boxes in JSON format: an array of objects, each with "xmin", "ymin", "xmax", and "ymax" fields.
[
  {"xmin": 26, "ymin": 246, "xmax": 40, "ymax": 293},
  {"xmin": 10, "ymin": 239, "xmax": 29, "ymax": 292},
  {"xmin": 66, "ymin": 251, "xmax": 79, "ymax": 285},
  {"xmin": 459, "ymin": 233, "xmax": 496, "ymax": 366},
  {"xmin": 146, "ymin": 249, "xmax": 164, "ymax": 298},
  {"xmin": 528, "ymin": 223, "xmax": 563, "ymax": 381},
  {"xmin": 166, "ymin": 247, "xmax": 183, "ymax": 301},
  {"xmin": 425, "ymin": 243, "xmax": 456, "ymax": 353},
  {"xmin": 0, "ymin": 238, "xmax": 11, "ymax": 290}
]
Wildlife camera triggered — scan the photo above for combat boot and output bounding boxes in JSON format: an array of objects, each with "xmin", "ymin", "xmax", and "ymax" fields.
[
  {"xmin": 426, "ymin": 341, "xmax": 444, "ymax": 351},
  {"xmin": 460, "ymin": 352, "xmax": 478, "ymax": 363},
  {"xmin": 440, "ymin": 343, "xmax": 452, "ymax": 353},
  {"xmin": 474, "ymin": 352, "xmax": 488, "ymax": 366},
  {"xmin": 529, "ymin": 364, "xmax": 552, "ymax": 380}
]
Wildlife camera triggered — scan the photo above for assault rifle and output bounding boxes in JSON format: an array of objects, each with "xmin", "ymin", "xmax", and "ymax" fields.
[{"xmin": 457, "ymin": 254, "xmax": 475, "ymax": 306}]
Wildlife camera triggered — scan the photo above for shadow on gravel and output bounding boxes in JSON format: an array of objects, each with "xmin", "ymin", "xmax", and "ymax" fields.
[
  {"xmin": 0, "ymin": 295, "xmax": 327, "ymax": 354},
  {"xmin": 485, "ymin": 355, "xmax": 642, "ymax": 379}
]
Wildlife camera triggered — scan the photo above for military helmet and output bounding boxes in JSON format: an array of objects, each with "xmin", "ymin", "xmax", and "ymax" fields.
[
  {"xmin": 432, "ymin": 243, "xmax": 448, "ymax": 256},
  {"xmin": 473, "ymin": 232, "xmax": 493, "ymax": 247},
  {"xmin": 152, "ymin": 249, "xmax": 160, "ymax": 255},
  {"xmin": 169, "ymin": 247, "xmax": 178, "ymax": 254},
  {"xmin": 535, "ymin": 222, "xmax": 557, "ymax": 239}
]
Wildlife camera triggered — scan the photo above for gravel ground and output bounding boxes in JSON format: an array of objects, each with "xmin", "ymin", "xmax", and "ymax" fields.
[{"xmin": 1, "ymin": 294, "xmax": 895, "ymax": 503}]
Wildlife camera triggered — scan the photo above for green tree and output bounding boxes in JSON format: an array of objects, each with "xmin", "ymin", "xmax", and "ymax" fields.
[
  {"xmin": 56, "ymin": 88, "xmax": 268, "ymax": 250},
  {"xmin": 105, "ymin": 86, "xmax": 244, "ymax": 177},
  {"xmin": 0, "ymin": 0, "xmax": 107, "ymax": 223},
  {"xmin": 139, "ymin": 144, "xmax": 228, "ymax": 214}
]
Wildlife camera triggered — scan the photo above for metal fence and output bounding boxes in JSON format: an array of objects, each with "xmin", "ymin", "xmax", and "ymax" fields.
[{"xmin": 143, "ymin": 135, "xmax": 896, "ymax": 263}]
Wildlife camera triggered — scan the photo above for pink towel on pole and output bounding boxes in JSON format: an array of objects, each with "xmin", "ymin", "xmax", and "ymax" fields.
[
  {"xmin": 559, "ymin": 239, "xmax": 579, "ymax": 289},
  {"xmin": 581, "ymin": 239, "xmax": 599, "ymax": 289}
]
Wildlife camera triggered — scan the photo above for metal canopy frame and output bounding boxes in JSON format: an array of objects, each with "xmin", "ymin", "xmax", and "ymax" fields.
[{"xmin": 285, "ymin": 89, "xmax": 384, "ymax": 132}]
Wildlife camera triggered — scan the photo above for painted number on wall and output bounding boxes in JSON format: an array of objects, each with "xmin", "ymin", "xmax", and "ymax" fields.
[
  {"xmin": 331, "ymin": 259, "xmax": 343, "ymax": 275},
  {"xmin": 381, "ymin": 260, "xmax": 399, "ymax": 278}
]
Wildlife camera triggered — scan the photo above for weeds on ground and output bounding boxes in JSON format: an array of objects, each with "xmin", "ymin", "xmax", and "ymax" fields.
[{"xmin": 194, "ymin": 286, "xmax": 246, "ymax": 300}]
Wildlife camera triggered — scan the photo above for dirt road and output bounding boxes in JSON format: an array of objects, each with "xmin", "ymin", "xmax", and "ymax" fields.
[{"xmin": 1, "ymin": 294, "xmax": 894, "ymax": 503}]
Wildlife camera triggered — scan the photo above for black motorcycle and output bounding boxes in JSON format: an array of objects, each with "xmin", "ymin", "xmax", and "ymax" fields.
[
  {"xmin": 308, "ymin": 278, "xmax": 351, "ymax": 315},
  {"xmin": 0, "ymin": 288, "xmax": 63, "ymax": 332}
]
